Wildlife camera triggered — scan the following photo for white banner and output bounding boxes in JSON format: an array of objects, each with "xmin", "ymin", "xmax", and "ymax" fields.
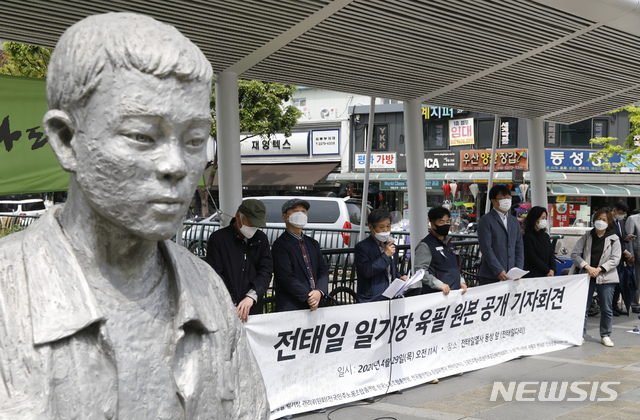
[{"xmin": 245, "ymin": 275, "xmax": 589, "ymax": 419}]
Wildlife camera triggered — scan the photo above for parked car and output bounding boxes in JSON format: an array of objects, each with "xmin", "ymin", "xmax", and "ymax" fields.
[
  {"xmin": 182, "ymin": 211, "xmax": 221, "ymax": 255},
  {"xmin": 252, "ymin": 196, "xmax": 370, "ymax": 248},
  {"xmin": 0, "ymin": 199, "xmax": 47, "ymax": 227}
]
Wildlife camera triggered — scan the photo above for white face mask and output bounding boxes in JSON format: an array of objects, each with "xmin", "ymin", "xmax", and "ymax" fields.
[
  {"xmin": 594, "ymin": 220, "xmax": 608, "ymax": 231},
  {"xmin": 238, "ymin": 214, "xmax": 258, "ymax": 239},
  {"xmin": 374, "ymin": 231, "xmax": 391, "ymax": 243},
  {"xmin": 536, "ymin": 219, "xmax": 548, "ymax": 230},
  {"xmin": 288, "ymin": 211, "xmax": 308, "ymax": 228},
  {"xmin": 615, "ymin": 213, "xmax": 625, "ymax": 221},
  {"xmin": 498, "ymin": 198, "xmax": 512, "ymax": 212}
]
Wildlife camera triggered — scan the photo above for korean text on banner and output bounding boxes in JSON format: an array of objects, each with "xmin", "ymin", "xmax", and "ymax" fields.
[
  {"xmin": 245, "ymin": 274, "xmax": 589, "ymax": 419},
  {"xmin": 0, "ymin": 74, "xmax": 69, "ymax": 194}
]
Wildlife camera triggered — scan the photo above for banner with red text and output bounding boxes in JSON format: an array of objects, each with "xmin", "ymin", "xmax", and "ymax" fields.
[{"xmin": 245, "ymin": 275, "xmax": 589, "ymax": 419}]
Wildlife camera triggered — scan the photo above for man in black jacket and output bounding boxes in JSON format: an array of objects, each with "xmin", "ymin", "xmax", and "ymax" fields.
[
  {"xmin": 206, "ymin": 199, "xmax": 273, "ymax": 322},
  {"xmin": 272, "ymin": 198, "xmax": 329, "ymax": 312}
]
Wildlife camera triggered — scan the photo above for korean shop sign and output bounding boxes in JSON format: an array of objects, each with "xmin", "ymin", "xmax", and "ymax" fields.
[
  {"xmin": 545, "ymin": 149, "xmax": 621, "ymax": 172},
  {"xmin": 449, "ymin": 118, "xmax": 475, "ymax": 146},
  {"xmin": 421, "ymin": 106, "xmax": 467, "ymax": 119},
  {"xmin": 424, "ymin": 151, "xmax": 459, "ymax": 172},
  {"xmin": 380, "ymin": 180, "xmax": 443, "ymax": 191},
  {"xmin": 460, "ymin": 149, "xmax": 528, "ymax": 171},
  {"xmin": 355, "ymin": 153, "xmax": 396, "ymax": 172},
  {"xmin": 240, "ymin": 131, "xmax": 309, "ymax": 156}
]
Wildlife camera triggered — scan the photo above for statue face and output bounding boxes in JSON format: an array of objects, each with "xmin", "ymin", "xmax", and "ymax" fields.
[{"xmin": 72, "ymin": 68, "xmax": 211, "ymax": 240}]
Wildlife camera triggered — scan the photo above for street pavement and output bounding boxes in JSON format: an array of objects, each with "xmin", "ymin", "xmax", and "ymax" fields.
[{"xmin": 295, "ymin": 312, "xmax": 640, "ymax": 420}]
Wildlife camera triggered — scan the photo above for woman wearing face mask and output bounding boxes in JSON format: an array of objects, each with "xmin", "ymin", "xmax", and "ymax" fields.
[
  {"xmin": 415, "ymin": 206, "xmax": 468, "ymax": 296},
  {"xmin": 354, "ymin": 209, "xmax": 407, "ymax": 303},
  {"xmin": 571, "ymin": 208, "xmax": 621, "ymax": 347},
  {"xmin": 522, "ymin": 206, "xmax": 557, "ymax": 278}
]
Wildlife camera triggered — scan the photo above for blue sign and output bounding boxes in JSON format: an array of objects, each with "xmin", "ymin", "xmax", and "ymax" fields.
[{"xmin": 545, "ymin": 149, "xmax": 621, "ymax": 172}]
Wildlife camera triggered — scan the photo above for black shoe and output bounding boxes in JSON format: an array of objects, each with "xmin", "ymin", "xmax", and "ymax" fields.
[
  {"xmin": 632, "ymin": 305, "xmax": 640, "ymax": 314},
  {"xmin": 613, "ymin": 309, "xmax": 620, "ymax": 317}
]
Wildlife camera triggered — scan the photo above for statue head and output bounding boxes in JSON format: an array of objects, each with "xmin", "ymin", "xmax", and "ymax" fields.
[{"xmin": 43, "ymin": 13, "xmax": 213, "ymax": 240}]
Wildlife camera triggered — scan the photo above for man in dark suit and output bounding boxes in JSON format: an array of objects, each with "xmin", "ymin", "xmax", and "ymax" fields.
[
  {"xmin": 355, "ymin": 209, "xmax": 407, "ymax": 303},
  {"xmin": 477, "ymin": 184, "xmax": 524, "ymax": 285},
  {"xmin": 272, "ymin": 198, "xmax": 329, "ymax": 312},
  {"xmin": 612, "ymin": 201, "xmax": 633, "ymax": 315}
]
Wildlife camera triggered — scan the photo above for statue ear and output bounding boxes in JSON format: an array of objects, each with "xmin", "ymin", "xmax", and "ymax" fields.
[{"xmin": 43, "ymin": 110, "xmax": 77, "ymax": 172}]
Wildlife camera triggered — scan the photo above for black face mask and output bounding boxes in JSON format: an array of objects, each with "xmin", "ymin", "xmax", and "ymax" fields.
[{"xmin": 433, "ymin": 223, "xmax": 450, "ymax": 237}]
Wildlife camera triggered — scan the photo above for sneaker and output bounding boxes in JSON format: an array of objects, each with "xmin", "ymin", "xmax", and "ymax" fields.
[
  {"xmin": 601, "ymin": 336, "xmax": 614, "ymax": 347},
  {"xmin": 427, "ymin": 378, "xmax": 439, "ymax": 384},
  {"xmin": 581, "ymin": 337, "xmax": 585, "ymax": 346}
]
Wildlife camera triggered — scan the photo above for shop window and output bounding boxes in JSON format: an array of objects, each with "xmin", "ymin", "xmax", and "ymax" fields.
[
  {"xmin": 477, "ymin": 119, "xmax": 494, "ymax": 148},
  {"xmin": 292, "ymin": 98, "xmax": 306, "ymax": 107},
  {"xmin": 423, "ymin": 121, "xmax": 448, "ymax": 150},
  {"xmin": 545, "ymin": 119, "xmax": 603, "ymax": 148}
]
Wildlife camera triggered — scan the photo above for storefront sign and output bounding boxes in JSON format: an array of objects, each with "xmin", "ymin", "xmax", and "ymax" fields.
[
  {"xmin": 545, "ymin": 149, "xmax": 621, "ymax": 172},
  {"xmin": 380, "ymin": 180, "xmax": 443, "ymax": 191},
  {"xmin": 421, "ymin": 106, "xmax": 467, "ymax": 120},
  {"xmin": 355, "ymin": 153, "xmax": 397, "ymax": 172},
  {"xmin": 460, "ymin": 149, "xmax": 528, "ymax": 171},
  {"xmin": 449, "ymin": 118, "xmax": 475, "ymax": 146},
  {"xmin": 311, "ymin": 129, "xmax": 340, "ymax": 155},
  {"xmin": 240, "ymin": 131, "xmax": 309, "ymax": 156},
  {"xmin": 554, "ymin": 203, "xmax": 580, "ymax": 227},
  {"xmin": 424, "ymin": 151, "xmax": 458, "ymax": 171},
  {"xmin": 245, "ymin": 275, "xmax": 588, "ymax": 419}
]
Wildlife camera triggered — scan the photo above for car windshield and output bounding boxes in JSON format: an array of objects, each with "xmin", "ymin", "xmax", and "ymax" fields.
[
  {"xmin": 22, "ymin": 202, "xmax": 46, "ymax": 211},
  {"xmin": 346, "ymin": 202, "xmax": 364, "ymax": 225},
  {"xmin": 0, "ymin": 203, "xmax": 18, "ymax": 212},
  {"xmin": 263, "ymin": 200, "xmax": 340, "ymax": 224}
]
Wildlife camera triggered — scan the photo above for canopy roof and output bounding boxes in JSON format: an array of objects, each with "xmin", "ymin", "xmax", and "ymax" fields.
[{"xmin": 2, "ymin": 0, "xmax": 640, "ymax": 124}]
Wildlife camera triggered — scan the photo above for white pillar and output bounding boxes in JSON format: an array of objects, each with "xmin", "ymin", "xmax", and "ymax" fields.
[
  {"xmin": 215, "ymin": 71, "xmax": 243, "ymax": 227},
  {"xmin": 404, "ymin": 99, "xmax": 428, "ymax": 272},
  {"xmin": 359, "ymin": 97, "xmax": 376, "ymax": 241},
  {"xmin": 527, "ymin": 118, "xmax": 548, "ymax": 210},
  {"xmin": 485, "ymin": 115, "xmax": 501, "ymax": 215}
]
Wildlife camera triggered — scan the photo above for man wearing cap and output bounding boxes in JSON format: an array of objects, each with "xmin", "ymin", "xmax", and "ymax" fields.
[
  {"xmin": 272, "ymin": 198, "xmax": 329, "ymax": 312},
  {"xmin": 206, "ymin": 199, "xmax": 273, "ymax": 322}
]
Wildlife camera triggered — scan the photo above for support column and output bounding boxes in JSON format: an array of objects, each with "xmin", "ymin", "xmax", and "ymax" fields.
[
  {"xmin": 359, "ymin": 97, "xmax": 376, "ymax": 241},
  {"xmin": 527, "ymin": 118, "xmax": 548, "ymax": 210},
  {"xmin": 404, "ymin": 99, "xmax": 428, "ymax": 272},
  {"xmin": 215, "ymin": 71, "xmax": 242, "ymax": 227}
]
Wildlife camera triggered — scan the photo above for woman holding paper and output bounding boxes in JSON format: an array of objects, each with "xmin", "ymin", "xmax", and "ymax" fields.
[
  {"xmin": 571, "ymin": 208, "xmax": 621, "ymax": 347},
  {"xmin": 522, "ymin": 206, "xmax": 557, "ymax": 278},
  {"xmin": 415, "ymin": 206, "xmax": 468, "ymax": 296}
]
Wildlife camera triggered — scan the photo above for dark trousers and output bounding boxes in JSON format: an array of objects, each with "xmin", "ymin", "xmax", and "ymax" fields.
[{"xmin": 479, "ymin": 276, "xmax": 499, "ymax": 285}]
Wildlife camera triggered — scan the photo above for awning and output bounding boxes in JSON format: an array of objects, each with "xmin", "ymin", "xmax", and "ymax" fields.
[
  {"xmin": 211, "ymin": 162, "xmax": 338, "ymax": 189},
  {"xmin": 548, "ymin": 183, "xmax": 640, "ymax": 197},
  {"xmin": 327, "ymin": 172, "xmax": 567, "ymax": 182}
]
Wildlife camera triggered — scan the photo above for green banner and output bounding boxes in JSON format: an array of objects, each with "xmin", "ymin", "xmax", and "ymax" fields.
[{"xmin": 0, "ymin": 74, "xmax": 69, "ymax": 195}]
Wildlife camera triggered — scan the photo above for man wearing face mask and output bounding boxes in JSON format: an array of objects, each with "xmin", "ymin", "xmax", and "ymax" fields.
[
  {"xmin": 355, "ymin": 209, "xmax": 408, "ymax": 303},
  {"xmin": 416, "ymin": 206, "xmax": 468, "ymax": 295},
  {"xmin": 477, "ymin": 184, "xmax": 524, "ymax": 285},
  {"xmin": 206, "ymin": 199, "xmax": 273, "ymax": 322},
  {"xmin": 272, "ymin": 198, "xmax": 329, "ymax": 312},
  {"xmin": 611, "ymin": 201, "xmax": 632, "ymax": 315}
]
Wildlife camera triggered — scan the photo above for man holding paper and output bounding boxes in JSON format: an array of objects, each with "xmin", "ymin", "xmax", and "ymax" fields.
[
  {"xmin": 477, "ymin": 184, "xmax": 525, "ymax": 284},
  {"xmin": 416, "ymin": 206, "xmax": 468, "ymax": 295},
  {"xmin": 355, "ymin": 209, "xmax": 408, "ymax": 303}
]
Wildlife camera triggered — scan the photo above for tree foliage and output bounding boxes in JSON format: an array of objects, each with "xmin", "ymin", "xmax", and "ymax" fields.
[
  {"xmin": 210, "ymin": 79, "xmax": 302, "ymax": 140},
  {"xmin": 589, "ymin": 105, "xmax": 640, "ymax": 171},
  {"xmin": 0, "ymin": 41, "xmax": 51, "ymax": 78}
]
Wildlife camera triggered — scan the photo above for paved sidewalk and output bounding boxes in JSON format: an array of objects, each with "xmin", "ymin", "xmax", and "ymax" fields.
[{"xmin": 295, "ymin": 313, "xmax": 640, "ymax": 420}]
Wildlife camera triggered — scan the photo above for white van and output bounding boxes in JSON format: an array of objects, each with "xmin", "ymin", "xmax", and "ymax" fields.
[
  {"xmin": 0, "ymin": 199, "xmax": 47, "ymax": 218},
  {"xmin": 253, "ymin": 196, "xmax": 369, "ymax": 248}
]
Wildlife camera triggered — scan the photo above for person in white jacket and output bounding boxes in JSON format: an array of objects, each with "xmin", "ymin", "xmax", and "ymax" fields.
[{"xmin": 571, "ymin": 208, "xmax": 621, "ymax": 347}]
